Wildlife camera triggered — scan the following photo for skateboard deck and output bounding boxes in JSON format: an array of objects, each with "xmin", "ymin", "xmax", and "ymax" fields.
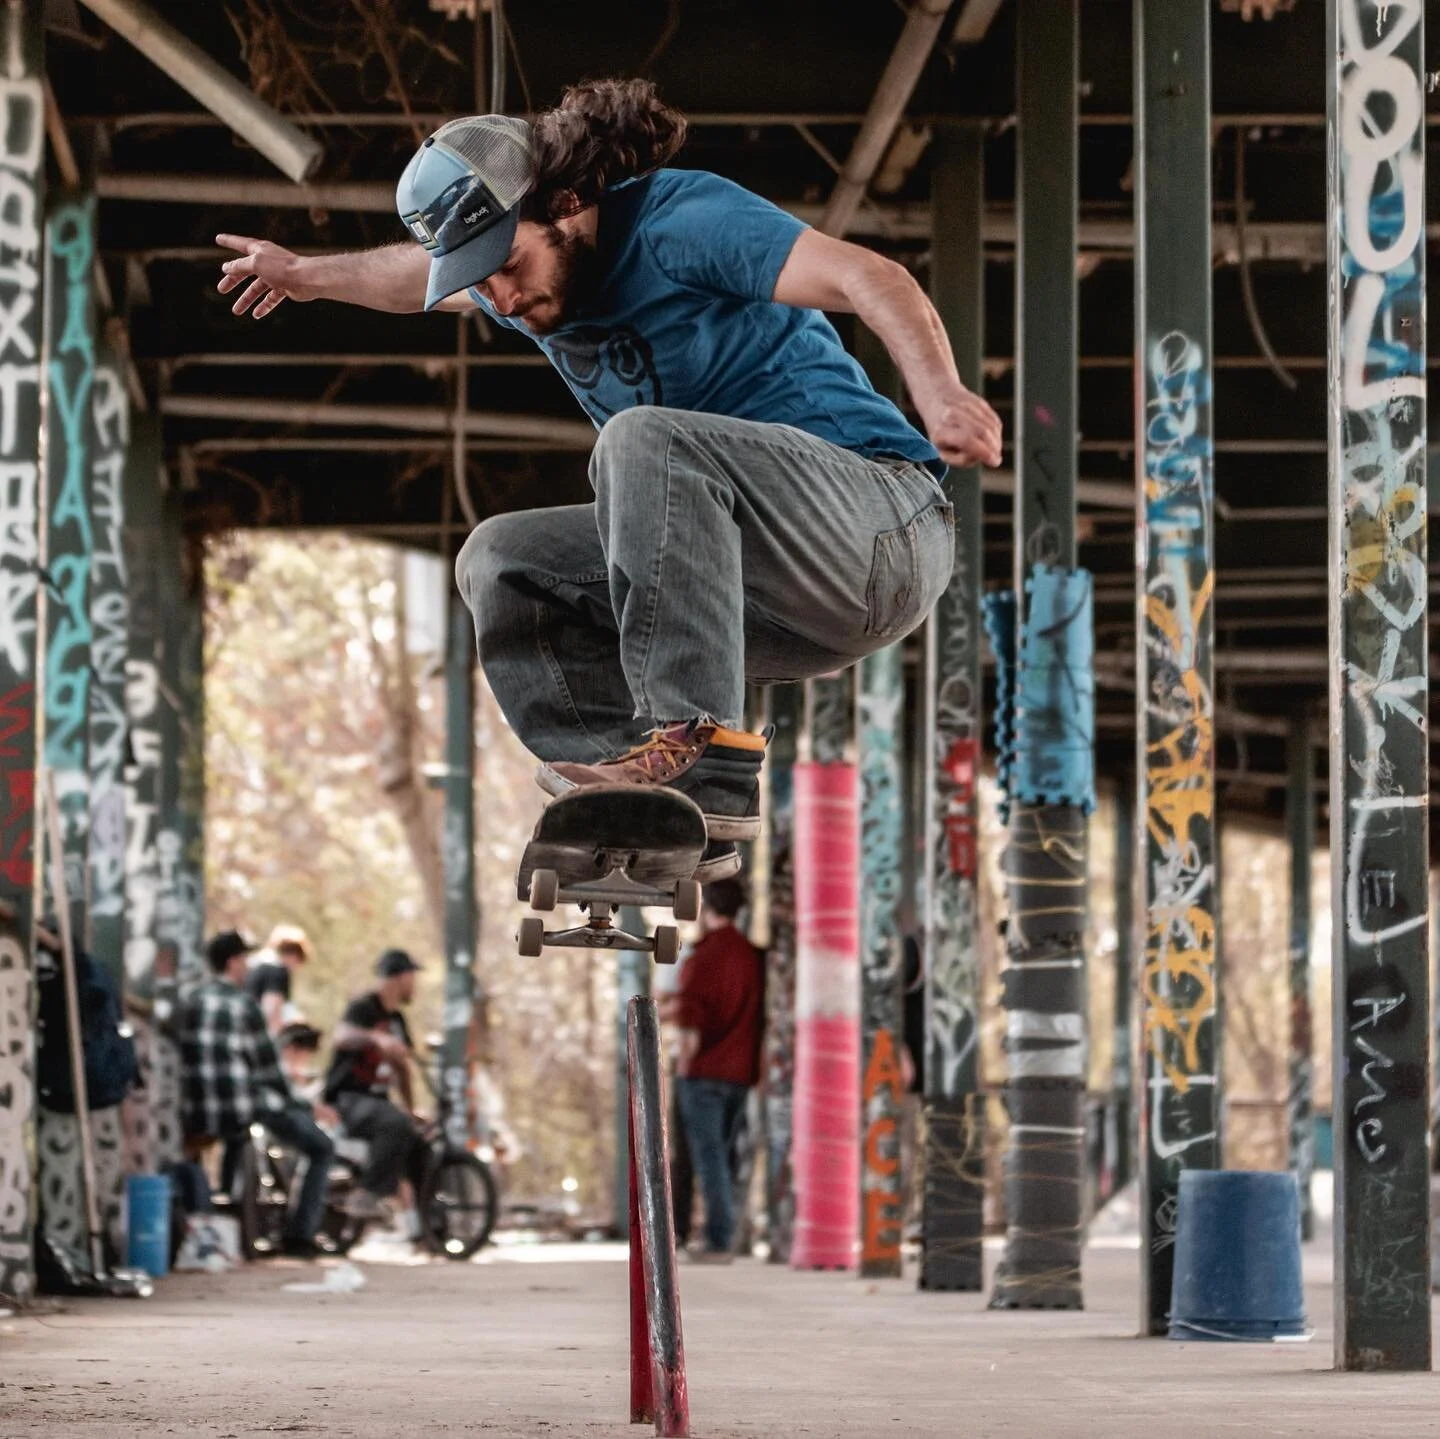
[{"xmin": 515, "ymin": 786, "xmax": 708, "ymax": 963}]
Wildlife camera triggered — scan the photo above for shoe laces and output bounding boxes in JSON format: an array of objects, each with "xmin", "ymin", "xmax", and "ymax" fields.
[{"xmin": 612, "ymin": 721, "xmax": 704, "ymax": 779}]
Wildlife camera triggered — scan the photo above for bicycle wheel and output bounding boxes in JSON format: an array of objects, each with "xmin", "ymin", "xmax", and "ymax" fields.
[
  {"xmin": 232, "ymin": 1139, "xmax": 263, "ymax": 1261},
  {"xmin": 318, "ymin": 1154, "xmax": 366, "ymax": 1257},
  {"xmin": 420, "ymin": 1149, "xmax": 498, "ymax": 1260}
]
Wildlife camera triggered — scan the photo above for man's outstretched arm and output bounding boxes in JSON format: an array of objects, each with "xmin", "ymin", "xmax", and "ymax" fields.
[
  {"xmin": 772, "ymin": 228, "xmax": 1002, "ymax": 471},
  {"xmin": 215, "ymin": 234, "xmax": 479, "ymax": 319}
]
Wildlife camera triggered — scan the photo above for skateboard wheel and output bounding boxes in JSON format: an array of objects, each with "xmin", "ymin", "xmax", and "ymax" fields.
[
  {"xmin": 672, "ymin": 879, "xmax": 701, "ymax": 923},
  {"xmin": 654, "ymin": 925, "xmax": 680, "ymax": 966},
  {"xmin": 518, "ymin": 917, "xmax": 545, "ymax": 957},
  {"xmin": 529, "ymin": 868, "xmax": 559, "ymax": 912}
]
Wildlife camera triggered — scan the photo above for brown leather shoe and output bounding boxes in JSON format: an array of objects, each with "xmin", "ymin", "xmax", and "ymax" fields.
[{"xmin": 538, "ymin": 720, "xmax": 766, "ymax": 841}]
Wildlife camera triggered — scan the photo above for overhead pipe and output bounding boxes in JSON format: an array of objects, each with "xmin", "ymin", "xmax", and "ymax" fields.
[
  {"xmin": 101, "ymin": 173, "xmax": 1423, "ymax": 264},
  {"xmin": 160, "ymin": 393, "xmax": 597, "ymax": 447},
  {"xmin": 77, "ymin": 0, "xmax": 323, "ymax": 183},
  {"xmin": 816, "ymin": 0, "xmax": 953, "ymax": 237}
]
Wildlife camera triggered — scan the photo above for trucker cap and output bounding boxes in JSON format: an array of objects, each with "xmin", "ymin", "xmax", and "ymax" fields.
[
  {"xmin": 395, "ymin": 114, "xmax": 536, "ymax": 312},
  {"xmin": 376, "ymin": 948, "xmax": 421, "ymax": 978}
]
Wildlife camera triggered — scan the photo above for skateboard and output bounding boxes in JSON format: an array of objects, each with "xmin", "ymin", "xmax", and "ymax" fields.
[{"xmin": 515, "ymin": 785, "xmax": 708, "ymax": 966}]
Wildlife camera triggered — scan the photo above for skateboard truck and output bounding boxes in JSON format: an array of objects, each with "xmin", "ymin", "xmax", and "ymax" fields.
[{"xmin": 517, "ymin": 862, "xmax": 701, "ymax": 966}]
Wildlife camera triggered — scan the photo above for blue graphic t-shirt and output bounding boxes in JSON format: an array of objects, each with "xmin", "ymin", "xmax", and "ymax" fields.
[{"xmin": 472, "ymin": 169, "xmax": 941, "ymax": 474}]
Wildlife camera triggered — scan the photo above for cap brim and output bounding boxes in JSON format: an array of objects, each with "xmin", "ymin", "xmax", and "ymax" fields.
[{"xmin": 423, "ymin": 206, "xmax": 520, "ymax": 312}]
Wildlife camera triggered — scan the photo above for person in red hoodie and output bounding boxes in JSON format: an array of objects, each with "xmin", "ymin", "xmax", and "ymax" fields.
[{"xmin": 663, "ymin": 879, "xmax": 764, "ymax": 1261}]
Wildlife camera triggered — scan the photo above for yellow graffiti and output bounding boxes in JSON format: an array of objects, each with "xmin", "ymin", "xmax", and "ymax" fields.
[
  {"xmin": 1144, "ymin": 668, "xmax": 1214, "ymax": 848},
  {"xmin": 1142, "ymin": 910, "xmax": 1216, "ymax": 1090},
  {"xmin": 1345, "ymin": 482, "xmax": 1421, "ymax": 593}
]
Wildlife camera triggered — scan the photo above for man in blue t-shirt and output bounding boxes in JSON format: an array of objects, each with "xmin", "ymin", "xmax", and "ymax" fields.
[{"xmin": 215, "ymin": 80, "xmax": 1001, "ymax": 881}]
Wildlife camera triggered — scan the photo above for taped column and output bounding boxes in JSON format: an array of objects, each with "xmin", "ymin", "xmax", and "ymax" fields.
[{"xmin": 790, "ymin": 674, "xmax": 859, "ymax": 1270}]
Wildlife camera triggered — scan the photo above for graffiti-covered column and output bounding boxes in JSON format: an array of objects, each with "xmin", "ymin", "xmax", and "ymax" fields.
[
  {"xmin": 36, "ymin": 174, "xmax": 101, "ymax": 1256},
  {"xmin": 1286, "ymin": 717, "xmax": 1314, "ymax": 1241},
  {"xmin": 857, "ymin": 646, "xmax": 904, "ymax": 1278},
  {"xmin": 175, "ymin": 527, "xmax": 205, "ymax": 984},
  {"xmin": 790, "ymin": 674, "xmax": 859, "ymax": 1270},
  {"xmin": 989, "ymin": 0, "xmax": 1090, "ymax": 1314},
  {"xmin": 1133, "ymin": 0, "xmax": 1220, "ymax": 1335},
  {"xmin": 121, "ymin": 414, "xmax": 161, "ymax": 1174},
  {"xmin": 760, "ymin": 685, "xmax": 798, "ymax": 1263},
  {"xmin": 0, "ymin": 0, "xmax": 44, "ymax": 1304},
  {"xmin": 41, "ymin": 185, "xmax": 94, "ymax": 941},
  {"xmin": 442, "ymin": 589, "xmax": 477, "ymax": 1152},
  {"xmin": 1327, "ymin": 0, "xmax": 1430, "ymax": 1373},
  {"xmin": 88, "ymin": 341, "xmax": 128, "ymax": 988},
  {"xmin": 921, "ymin": 121, "xmax": 985, "ymax": 1292},
  {"xmin": 146, "ymin": 481, "xmax": 187, "ymax": 1168}
]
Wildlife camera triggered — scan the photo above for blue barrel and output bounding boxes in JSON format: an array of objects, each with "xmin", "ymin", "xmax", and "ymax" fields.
[
  {"xmin": 126, "ymin": 1174, "xmax": 172, "ymax": 1278},
  {"xmin": 1169, "ymin": 1170, "xmax": 1306, "ymax": 1341}
]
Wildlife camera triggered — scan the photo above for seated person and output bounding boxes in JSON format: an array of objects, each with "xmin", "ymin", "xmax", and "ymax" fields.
[
  {"xmin": 276, "ymin": 1020, "xmax": 338, "ymax": 1126},
  {"xmin": 178, "ymin": 930, "xmax": 334, "ymax": 1258},
  {"xmin": 245, "ymin": 924, "xmax": 314, "ymax": 1036},
  {"xmin": 324, "ymin": 949, "xmax": 428, "ymax": 1239}
]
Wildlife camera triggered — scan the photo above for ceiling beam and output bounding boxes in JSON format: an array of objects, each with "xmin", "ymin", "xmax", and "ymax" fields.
[
  {"xmin": 816, "ymin": 0, "xmax": 953, "ymax": 237},
  {"xmin": 951, "ymin": 0, "xmax": 1008, "ymax": 45},
  {"xmin": 76, "ymin": 0, "xmax": 323, "ymax": 182}
]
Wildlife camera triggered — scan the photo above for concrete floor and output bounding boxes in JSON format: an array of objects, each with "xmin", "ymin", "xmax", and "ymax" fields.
[{"xmin": 1, "ymin": 1235, "xmax": 1437, "ymax": 1438}]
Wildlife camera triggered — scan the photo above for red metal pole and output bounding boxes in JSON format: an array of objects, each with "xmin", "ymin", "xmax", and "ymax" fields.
[
  {"xmin": 628, "ymin": 1091, "xmax": 653, "ymax": 1425},
  {"xmin": 628, "ymin": 996, "xmax": 690, "ymax": 1438}
]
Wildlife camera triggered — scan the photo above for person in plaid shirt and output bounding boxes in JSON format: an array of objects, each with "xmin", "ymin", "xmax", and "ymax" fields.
[{"xmin": 180, "ymin": 930, "xmax": 335, "ymax": 1256}]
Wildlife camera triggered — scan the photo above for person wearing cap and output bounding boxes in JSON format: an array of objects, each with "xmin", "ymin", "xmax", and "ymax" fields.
[
  {"xmin": 323, "ymin": 949, "xmax": 427, "ymax": 1236},
  {"xmin": 245, "ymin": 923, "xmax": 314, "ymax": 1037},
  {"xmin": 215, "ymin": 79, "xmax": 1000, "ymax": 883},
  {"xmin": 178, "ymin": 931, "xmax": 335, "ymax": 1257}
]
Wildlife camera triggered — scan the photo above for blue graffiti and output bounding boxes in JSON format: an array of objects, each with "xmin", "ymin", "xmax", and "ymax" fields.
[{"xmin": 43, "ymin": 200, "xmax": 94, "ymax": 778}]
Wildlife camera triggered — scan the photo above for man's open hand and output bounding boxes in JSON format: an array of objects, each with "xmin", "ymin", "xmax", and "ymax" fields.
[
  {"xmin": 216, "ymin": 234, "xmax": 310, "ymax": 319},
  {"xmin": 923, "ymin": 385, "xmax": 1004, "ymax": 469}
]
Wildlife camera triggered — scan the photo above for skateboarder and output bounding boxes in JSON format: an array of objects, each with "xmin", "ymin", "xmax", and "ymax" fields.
[{"xmin": 216, "ymin": 78, "xmax": 1001, "ymax": 879}]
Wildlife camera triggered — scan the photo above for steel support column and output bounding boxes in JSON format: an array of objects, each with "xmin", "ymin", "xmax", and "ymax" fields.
[
  {"xmin": 1327, "ymin": 0, "xmax": 1430, "ymax": 1372},
  {"xmin": 920, "ymin": 121, "xmax": 985, "ymax": 1292},
  {"xmin": 760, "ymin": 685, "xmax": 799, "ymax": 1263},
  {"xmin": 120, "ymin": 414, "xmax": 161, "ymax": 1175},
  {"xmin": 0, "ymin": 0, "xmax": 46, "ymax": 1307},
  {"xmin": 1286, "ymin": 716, "xmax": 1315, "ymax": 1240},
  {"xmin": 175, "ymin": 526, "xmax": 204, "ymax": 984},
  {"xmin": 1111, "ymin": 781, "xmax": 1135, "ymax": 1197},
  {"xmin": 857, "ymin": 644, "xmax": 904, "ymax": 1278},
  {"xmin": 441, "ymin": 590, "xmax": 478, "ymax": 1152},
  {"xmin": 41, "ymin": 183, "xmax": 96, "ymax": 943},
  {"xmin": 1134, "ymin": 0, "xmax": 1220, "ymax": 1335},
  {"xmin": 990, "ymin": 0, "xmax": 1087, "ymax": 1313},
  {"xmin": 87, "ymin": 341, "xmax": 129, "ymax": 991}
]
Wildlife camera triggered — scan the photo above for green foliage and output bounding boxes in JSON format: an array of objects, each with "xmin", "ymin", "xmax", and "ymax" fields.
[{"xmin": 204, "ymin": 531, "xmax": 617, "ymax": 1217}]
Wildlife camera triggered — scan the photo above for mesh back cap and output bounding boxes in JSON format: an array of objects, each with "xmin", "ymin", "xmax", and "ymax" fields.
[{"xmin": 396, "ymin": 114, "xmax": 536, "ymax": 311}]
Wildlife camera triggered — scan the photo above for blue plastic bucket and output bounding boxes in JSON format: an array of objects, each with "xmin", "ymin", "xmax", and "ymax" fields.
[
  {"xmin": 1168, "ymin": 1169, "xmax": 1306, "ymax": 1341},
  {"xmin": 126, "ymin": 1173, "xmax": 172, "ymax": 1278}
]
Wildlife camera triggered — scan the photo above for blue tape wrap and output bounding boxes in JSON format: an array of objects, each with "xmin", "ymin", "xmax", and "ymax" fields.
[{"xmin": 1013, "ymin": 565, "xmax": 1096, "ymax": 815}]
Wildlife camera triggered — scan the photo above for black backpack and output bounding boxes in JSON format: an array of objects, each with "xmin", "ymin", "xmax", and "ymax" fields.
[{"xmin": 36, "ymin": 948, "xmax": 139, "ymax": 1113}]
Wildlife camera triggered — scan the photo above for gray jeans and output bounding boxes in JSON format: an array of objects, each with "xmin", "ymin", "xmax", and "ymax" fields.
[{"xmin": 456, "ymin": 406, "xmax": 954, "ymax": 762}]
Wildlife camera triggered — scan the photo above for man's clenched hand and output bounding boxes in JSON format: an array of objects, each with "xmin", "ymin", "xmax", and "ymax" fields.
[
  {"xmin": 216, "ymin": 234, "xmax": 311, "ymax": 319},
  {"xmin": 922, "ymin": 385, "xmax": 1004, "ymax": 469}
]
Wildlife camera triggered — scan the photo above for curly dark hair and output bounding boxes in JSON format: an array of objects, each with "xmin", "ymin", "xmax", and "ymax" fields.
[{"xmin": 523, "ymin": 78, "xmax": 688, "ymax": 222}]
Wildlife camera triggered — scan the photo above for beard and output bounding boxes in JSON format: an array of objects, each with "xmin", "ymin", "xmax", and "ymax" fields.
[{"xmin": 513, "ymin": 226, "xmax": 602, "ymax": 336}]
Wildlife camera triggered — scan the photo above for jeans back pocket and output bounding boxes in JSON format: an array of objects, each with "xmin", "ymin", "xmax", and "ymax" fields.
[{"xmin": 865, "ymin": 521, "xmax": 920, "ymax": 639}]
